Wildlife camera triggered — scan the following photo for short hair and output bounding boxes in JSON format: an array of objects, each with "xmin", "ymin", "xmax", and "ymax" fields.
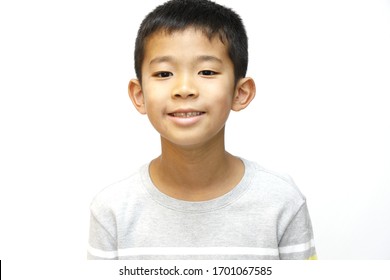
[{"xmin": 134, "ymin": 0, "xmax": 248, "ymax": 84}]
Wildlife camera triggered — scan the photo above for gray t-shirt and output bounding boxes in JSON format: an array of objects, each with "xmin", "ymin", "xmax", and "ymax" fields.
[{"xmin": 88, "ymin": 158, "xmax": 316, "ymax": 260}]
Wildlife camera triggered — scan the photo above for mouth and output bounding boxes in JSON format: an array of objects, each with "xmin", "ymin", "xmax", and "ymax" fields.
[{"xmin": 168, "ymin": 111, "xmax": 205, "ymax": 118}]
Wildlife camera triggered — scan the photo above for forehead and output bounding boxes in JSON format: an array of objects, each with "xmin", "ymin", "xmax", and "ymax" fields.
[{"xmin": 143, "ymin": 28, "xmax": 231, "ymax": 66}]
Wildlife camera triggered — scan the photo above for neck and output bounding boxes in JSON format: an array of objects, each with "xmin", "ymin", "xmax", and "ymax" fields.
[{"xmin": 149, "ymin": 128, "xmax": 243, "ymax": 201}]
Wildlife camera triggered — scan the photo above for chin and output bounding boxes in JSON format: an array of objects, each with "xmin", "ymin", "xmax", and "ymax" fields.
[{"xmin": 160, "ymin": 126, "xmax": 225, "ymax": 148}]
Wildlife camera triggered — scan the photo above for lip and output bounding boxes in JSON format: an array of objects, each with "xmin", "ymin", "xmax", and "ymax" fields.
[{"xmin": 167, "ymin": 109, "xmax": 205, "ymax": 126}]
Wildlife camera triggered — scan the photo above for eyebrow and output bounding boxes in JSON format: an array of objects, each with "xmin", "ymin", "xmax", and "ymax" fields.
[
  {"xmin": 149, "ymin": 56, "xmax": 173, "ymax": 65},
  {"xmin": 149, "ymin": 55, "xmax": 223, "ymax": 65},
  {"xmin": 195, "ymin": 55, "xmax": 223, "ymax": 64}
]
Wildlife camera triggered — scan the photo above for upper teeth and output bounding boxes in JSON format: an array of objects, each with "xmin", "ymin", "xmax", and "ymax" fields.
[{"xmin": 171, "ymin": 112, "xmax": 203, "ymax": 118}]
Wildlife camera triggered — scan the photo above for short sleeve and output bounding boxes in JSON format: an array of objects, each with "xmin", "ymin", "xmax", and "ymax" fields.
[
  {"xmin": 278, "ymin": 202, "xmax": 317, "ymax": 260},
  {"xmin": 87, "ymin": 208, "xmax": 118, "ymax": 260}
]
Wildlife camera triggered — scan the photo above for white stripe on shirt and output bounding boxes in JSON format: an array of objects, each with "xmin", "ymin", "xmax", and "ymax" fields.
[
  {"xmin": 279, "ymin": 239, "xmax": 315, "ymax": 254},
  {"xmin": 88, "ymin": 240, "xmax": 315, "ymax": 259},
  {"xmin": 88, "ymin": 245, "xmax": 280, "ymax": 259}
]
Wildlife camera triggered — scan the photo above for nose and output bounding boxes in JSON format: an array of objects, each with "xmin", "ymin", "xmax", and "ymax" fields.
[{"xmin": 172, "ymin": 74, "xmax": 199, "ymax": 99}]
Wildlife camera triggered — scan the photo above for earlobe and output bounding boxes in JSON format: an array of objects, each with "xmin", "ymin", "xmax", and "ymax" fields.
[
  {"xmin": 232, "ymin": 77, "xmax": 256, "ymax": 112},
  {"xmin": 128, "ymin": 79, "xmax": 147, "ymax": 114}
]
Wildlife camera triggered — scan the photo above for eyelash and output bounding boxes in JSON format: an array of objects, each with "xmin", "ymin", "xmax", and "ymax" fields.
[
  {"xmin": 198, "ymin": 70, "xmax": 217, "ymax": 76},
  {"xmin": 153, "ymin": 70, "xmax": 218, "ymax": 78},
  {"xmin": 154, "ymin": 72, "xmax": 172, "ymax": 78}
]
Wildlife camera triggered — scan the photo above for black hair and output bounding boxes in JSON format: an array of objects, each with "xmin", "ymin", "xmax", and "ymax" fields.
[{"xmin": 134, "ymin": 0, "xmax": 248, "ymax": 84}]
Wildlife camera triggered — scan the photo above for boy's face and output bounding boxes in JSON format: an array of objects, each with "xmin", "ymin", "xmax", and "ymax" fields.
[{"xmin": 133, "ymin": 28, "xmax": 239, "ymax": 148}]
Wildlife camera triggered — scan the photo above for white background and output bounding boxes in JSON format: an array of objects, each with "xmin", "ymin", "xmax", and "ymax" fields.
[{"xmin": 0, "ymin": 0, "xmax": 389, "ymax": 274}]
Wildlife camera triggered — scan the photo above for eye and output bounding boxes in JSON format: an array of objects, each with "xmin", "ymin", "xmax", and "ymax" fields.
[
  {"xmin": 198, "ymin": 70, "xmax": 217, "ymax": 76},
  {"xmin": 154, "ymin": 71, "xmax": 173, "ymax": 78}
]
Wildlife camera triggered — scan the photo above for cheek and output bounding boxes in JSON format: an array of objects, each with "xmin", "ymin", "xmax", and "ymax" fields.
[
  {"xmin": 142, "ymin": 87, "xmax": 165, "ymax": 112},
  {"xmin": 211, "ymin": 84, "xmax": 235, "ymax": 109},
  {"xmin": 208, "ymin": 92, "xmax": 233, "ymax": 127},
  {"xmin": 144, "ymin": 99, "xmax": 162, "ymax": 121}
]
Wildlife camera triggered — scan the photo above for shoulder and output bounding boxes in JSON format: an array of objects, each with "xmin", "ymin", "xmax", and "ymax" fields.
[
  {"xmin": 89, "ymin": 164, "xmax": 148, "ymax": 215},
  {"xmin": 242, "ymin": 158, "xmax": 306, "ymax": 206}
]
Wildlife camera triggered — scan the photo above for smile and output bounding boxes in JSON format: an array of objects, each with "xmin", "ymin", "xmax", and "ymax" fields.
[{"xmin": 168, "ymin": 112, "xmax": 205, "ymax": 118}]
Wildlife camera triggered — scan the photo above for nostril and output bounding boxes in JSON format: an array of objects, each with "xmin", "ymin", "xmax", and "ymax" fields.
[{"xmin": 173, "ymin": 92, "xmax": 197, "ymax": 98}]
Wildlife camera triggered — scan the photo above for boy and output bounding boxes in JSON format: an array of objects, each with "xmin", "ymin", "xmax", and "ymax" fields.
[{"xmin": 88, "ymin": 0, "xmax": 316, "ymax": 260}]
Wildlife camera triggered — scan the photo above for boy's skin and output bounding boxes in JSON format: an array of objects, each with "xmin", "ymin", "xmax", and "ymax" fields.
[{"xmin": 128, "ymin": 28, "xmax": 256, "ymax": 201}]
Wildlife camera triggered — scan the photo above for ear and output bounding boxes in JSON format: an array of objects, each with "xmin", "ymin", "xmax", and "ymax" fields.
[
  {"xmin": 128, "ymin": 79, "xmax": 146, "ymax": 114},
  {"xmin": 232, "ymin": 77, "xmax": 256, "ymax": 112}
]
